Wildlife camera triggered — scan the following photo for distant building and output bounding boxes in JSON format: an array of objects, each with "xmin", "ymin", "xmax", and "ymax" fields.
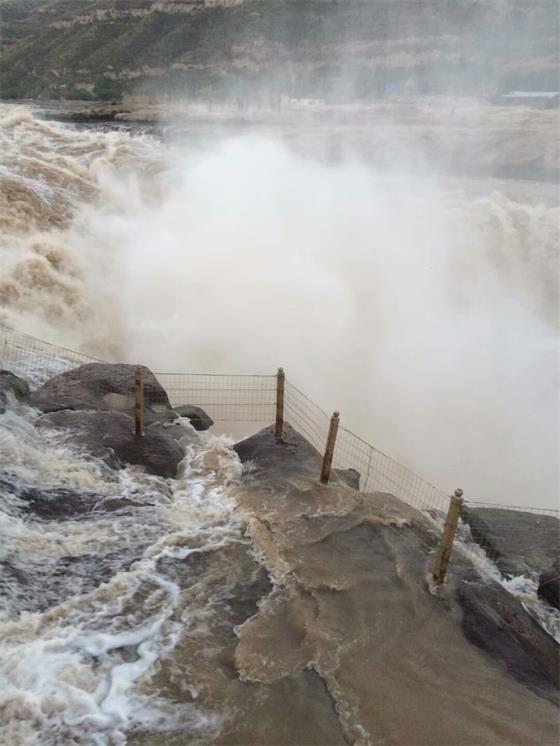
[{"xmin": 501, "ymin": 91, "xmax": 560, "ymax": 109}]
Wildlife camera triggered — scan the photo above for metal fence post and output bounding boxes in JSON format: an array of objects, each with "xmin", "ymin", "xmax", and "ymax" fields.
[
  {"xmin": 320, "ymin": 411, "xmax": 340, "ymax": 484},
  {"xmin": 433, "ymin": 489, "xmax": 464, "ymax": 584},
  {"xmin": 135, "ymin": 366, "xmax": 144, "ymax": 438},
  {"xmin": 275, "ymin": 367, "xmax": 285, "ymax": 441}
]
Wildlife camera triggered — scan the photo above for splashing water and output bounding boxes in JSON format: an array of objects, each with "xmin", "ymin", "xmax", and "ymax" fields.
[
  {"xmin": 0, "ymin": 398, "xmax": 244, "ymax": 744},
  {"xmin": 0, "ymin": 103, "xmax": 558, "ymax": 504}
]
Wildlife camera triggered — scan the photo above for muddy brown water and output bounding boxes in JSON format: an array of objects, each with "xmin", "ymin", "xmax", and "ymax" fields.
[{"xmin": 128, "ymin": 426, "xmax": 559, "ymax": 745}]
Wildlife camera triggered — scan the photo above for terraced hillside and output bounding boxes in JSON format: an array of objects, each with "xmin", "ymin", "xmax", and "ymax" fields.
[{"xmin": 0, "ymin": 0, "xmax": 558, "ymax": 101}]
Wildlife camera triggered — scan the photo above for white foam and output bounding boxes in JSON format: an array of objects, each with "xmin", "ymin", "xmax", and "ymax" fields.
[{"xmin": 0, "ymin": 400, "xmax": 244, "ymax": 744}]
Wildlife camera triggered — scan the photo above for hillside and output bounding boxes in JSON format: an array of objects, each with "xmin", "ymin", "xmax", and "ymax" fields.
[{"xmin": 1, "ymin": 0, "xmax": 558, "ymax": 101}]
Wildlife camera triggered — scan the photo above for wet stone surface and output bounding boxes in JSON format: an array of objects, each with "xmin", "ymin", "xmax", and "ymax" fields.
[
  {"xmin": 1, "ymin": 549, "xmax": 147, "ymax": 617},
  {"xmin": 0, "ymin": 475, "xmax": 151, "ymax": 520}
]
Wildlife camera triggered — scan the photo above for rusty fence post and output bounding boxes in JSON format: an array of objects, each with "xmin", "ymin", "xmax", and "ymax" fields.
[
  {"xmin": 275, "ymin": 367, "xmax": 285, "ymax": 441},
  {"xmin": 135, "ymin": 366, "xmax": 144, "ymax": 438},
  {"xmin": 320, "ymin": 411, "xmax": 340, "ymax": 484},
  {"xmin": 433, "ymin": 488, "xmax": 464, "ymax": 584}
]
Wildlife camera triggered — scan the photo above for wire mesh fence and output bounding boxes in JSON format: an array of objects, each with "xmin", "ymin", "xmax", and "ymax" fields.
[
  {"xmin": 1, "ymin": 322, "xmax": 557, "ymax": 528},
  {"xmin": 0, "ymin": 324, "xmax": 102, "ymax": 385},
  {"xmin": 463, "ymin": 500, "xmax": 560, "ymax": 517},
  {"xmin": 158, "ymin": 373, "xmax": 276, "ymax": 425},
  {"xmin": 333, "ymin": 426, "xmax": 451, "ymax": 514},
  {"xmin": 0, "ymin": 324, "xmax": 276, "ymax": 427},
  {"xmin": 459, "ymin": 502, "xmax": 560, "ymax": 558},
  {"xmin": 283, "ymin": 381, "xmax": 331, "ymax": 455}
]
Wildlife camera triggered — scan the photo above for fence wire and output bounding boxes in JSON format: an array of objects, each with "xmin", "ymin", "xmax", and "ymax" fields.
[
  {"xmin": 0, "ymin": 325, "xmax": 102, "ymax": 385},
  {"xmin": 461, "ymin": 501, "xmax": 559, "ymax": 549},
  {"xmin": 332, "ymin": 426, "xmax": 451, "ymax": 515},
  {"xmin": 157, "ymin": 373, "xmax": 276, "ymax": 424},
  {"xmin": 0, "ymin": 324, "xmax": 276, "ymax": 426},
  {"xmin": 284, "ymin": 382, "xmax": 331, "ymax": 455},
  {"xmin": 1, "ymin": 323, "xmax": 557, "ymax": 525}
]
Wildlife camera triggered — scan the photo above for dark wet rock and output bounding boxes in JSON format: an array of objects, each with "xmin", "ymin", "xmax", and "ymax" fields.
[
  {"xmin": 0, "ymin": 473, "xmax": 96, "ymax": 520},
  {"xmin": 114, "ymin": 645, "xmax": 142, "ymax": 663},
  {"xmin": 0, "ymin": 369, "xmax": 30, "ymax": 412},
  {"xmin": 174, "ymin": 404, "xmax": 213, "ymax": 431},
  {"xmin": 146, "ymin": 419, "xmax": 191, "ymax": 444},
  {"xmin": 97, "ymin": 497, "xmax": 148, "ymax": 512},
  {"xmin": 29, "ymin": 362, "xmax": 172, "ymax": 415},
  {"xmin": 39, "ymin": 409, "xmax": 185, "ymax": 478},
  {"xmin": 235, "ymin": 424, "xmax": 367, "ymax": 494},
  {"xmin": 457, "ymin": 578, "xmax": 559, "ymax": 701},
  {"xmin": 235, "ymin": 424, "xmax": 323, "ymax": 484},
  {"xmin": 42, "ymin": 108, "xmax": 119, "ymax": 124},
  {"xmin": 0, "ymin": 552, "xmax": 141, "ymax": 617},
  {"xmin": 0, "ymin": 475, "xmax": 151, "ymax": 519},
  {"xmin": 157, "ymin": 542, "xmax": 272, "ymax": 627},
  {"xmin": 16, "ymin": 485, "xmax": 98, "ymax": 519},
  {"xmin": 227, "ymin": 565, "xmax": 273, "ymax": 626},
  {"xmin": 461, "ymin": 506, "xmax": 560, "ymax": 577},
  {"xmin": 335, "ymin": 467, "xmax": 360, "ymax": 490},
  {"xmin": 538, "ymin": 561, "xmax": 560, "ymax": 610}
]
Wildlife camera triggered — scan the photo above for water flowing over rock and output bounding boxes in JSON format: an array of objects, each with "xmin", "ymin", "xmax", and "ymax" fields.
[
  {"xmin": 461, "ymin": 506, "xmax": 560, "ymax": 578},
  {"xmin": 230, "ymin": 425, "xmax": 559, "ymax": 743},
  {"xmin": 39, "ymin": 409, "xmax": 186, "ymax": 478},
  {"xmin": 174, "ymin": 404, "xmax": 214, "ymax": 431},
  {"xmin": 1, "ymin": 400, "xmax": 558, "ymax": 743},
  {"xmin": 0, "ymin": 370, "xmax": 29, "ymax": 413}
]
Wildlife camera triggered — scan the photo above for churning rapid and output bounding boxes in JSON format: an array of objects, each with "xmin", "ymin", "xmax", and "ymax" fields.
[
  {"xmin": 0, "ymin": 401, "xmax": 245, "ymax": 744},
  {"xmin": 0, "ymin": 103, "xmax": 558, "ymax": 508}
]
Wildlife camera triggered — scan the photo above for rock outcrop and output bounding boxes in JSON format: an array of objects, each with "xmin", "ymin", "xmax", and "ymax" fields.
[
  {"xmin": 0, "ymin": 475, "xmax": 150, "ymax": 520},
  {"xmin": 29, "ymin": 362, "xmax": 172, "ymax": 415},
  {"xmin": 230, "ymin": 424, "xmax": 559, "ymax": 743},
  {"xmin": 28, "ymin": 362, "xmax": 214, "ymax": 433},
  {"xmin": 39, "ymin": 409, "xmax": 186, "ymax": 478},
  {"xmin": 0, "ymin": 370, "xmax": 30, "ymax": 413},
  {"xmin": 461, "ymin": 506, "xmax": 559, "ymax": 578},
  {"xmin": 174, "ymin": 404, "xmax": 213, "ymax": 431},
  {"xmin": 538, "ymin": 561, "xmax": 560, "ymax": 610},
  {"xmin": 457, "ymin": 576, "xmax": 559, "ymax": 698}
]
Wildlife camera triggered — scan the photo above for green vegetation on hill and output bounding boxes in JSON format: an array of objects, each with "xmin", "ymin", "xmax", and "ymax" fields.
[{"xmin": 0, "ymin": 0, "xmax": 558, "ymax": 101}]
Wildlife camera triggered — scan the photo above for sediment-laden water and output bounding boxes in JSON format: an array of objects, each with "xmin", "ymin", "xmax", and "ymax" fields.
[
  {"xmin": 0, "ymin": 398, "xmax": 246, "ymax": 744},
  {"xmin": 0, "ymin": 102, "xmax": 558, "ymax": 743},
  {"xmin": 0, "ymin": 396, "xmax": 558, "ymax": 745}
]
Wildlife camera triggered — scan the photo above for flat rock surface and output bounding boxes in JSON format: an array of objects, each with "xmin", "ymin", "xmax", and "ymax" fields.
[
  {"xmin": 229, "ymin": 425, "xmax": 559, "ymax": 744},
  {"xmin": 462, "ymin": 506, "xmax": 560, "ymax": 577}
]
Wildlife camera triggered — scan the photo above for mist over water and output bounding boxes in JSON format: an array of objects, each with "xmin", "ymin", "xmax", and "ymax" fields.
[{"xmin": 1, "ymin": 105, "xmax": 558, "ymax": 509}]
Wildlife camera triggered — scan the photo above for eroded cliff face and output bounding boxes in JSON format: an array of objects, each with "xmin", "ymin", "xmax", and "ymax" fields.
[
  {"xmin": 46, "ymin": 0, "xmax": 245, "ymax": 29},
  {"xmin": 1, "ymin": 0, "xmax": 558, "ymax": 101}
]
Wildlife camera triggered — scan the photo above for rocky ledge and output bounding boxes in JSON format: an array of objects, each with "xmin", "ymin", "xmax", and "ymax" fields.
[
  {"xmin": 230, "ymin": 424, "xmax": 559, "ymax": 728},
  {"xmin": 7, "ymin": 362, "xmax": 213, "ymax": 478},
  {"xmin": 462, "ymin": 505, "xmax": 560, "ymax": 611}
]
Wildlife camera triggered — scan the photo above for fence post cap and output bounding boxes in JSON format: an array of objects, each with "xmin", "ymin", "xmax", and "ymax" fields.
[
  {"xmin": 333, "ymin": 411, "xmax": 340, "ymax": 418},
  {"xmin": 454, "ymin": 488, "xmax": 464, "ymax": 499},
  {"xmin": 277, "ymin": 367, "xmax": 284, "ymax": 374}
]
